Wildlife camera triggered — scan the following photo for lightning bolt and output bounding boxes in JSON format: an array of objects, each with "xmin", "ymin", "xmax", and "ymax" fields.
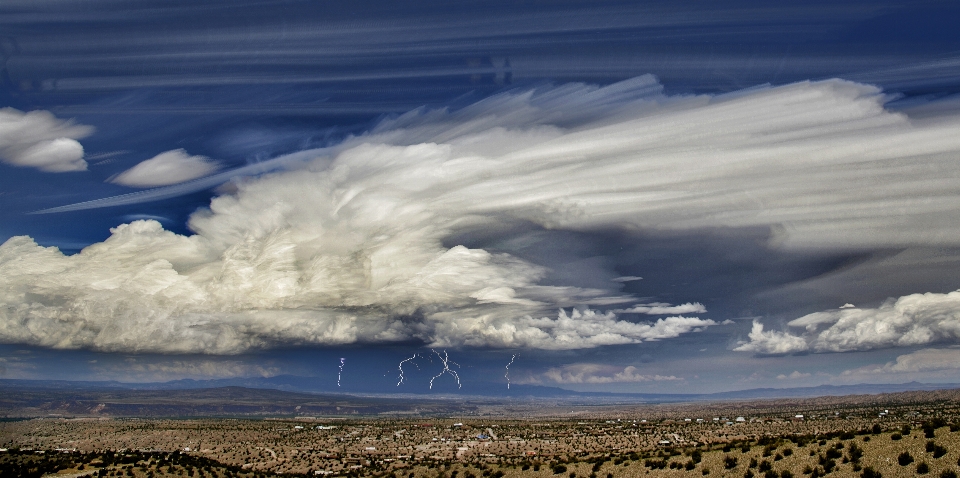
[
  {"xmin": 397, "ymin": 353, "xmax": 420, "ymax": 386},
  {"xmin": 338, "ymin": 358, "xmax": 345, "ymax": 387},
  {"xmin": 429, "ymin": 349, "xmax": 461, "ymax": 390},
  {"xmin": 505, "ymin": 354, "xmax": 517, "ymax": 389}
]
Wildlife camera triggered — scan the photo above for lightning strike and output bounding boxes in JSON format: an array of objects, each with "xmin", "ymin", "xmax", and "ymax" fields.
[
  {"xmin": 397, "ymin": 353, "xmax": 420, "ymax": 386},
  {"xmin": 338, "ymin": 357, "xmax": 346, "ymax": 387},
  {"xmin": 429, "ymin": 349, "xmax": 461, "ymax": 390},
  {"xmin": 505, "ymin": 354, "xmax": 518, "ymax": 389}
]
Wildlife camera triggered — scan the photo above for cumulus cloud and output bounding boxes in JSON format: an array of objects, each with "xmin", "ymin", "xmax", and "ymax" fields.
[
  {"xmin": 13, "ymin": 75, "xmax": 960, "ymax": 354},
  {"xmin": 733, "ymin": 321, "xmax": 808, "ymax": 355},
  {"xmin": 842, "ymin": 348, "xmax": 960, "ymax": 376},
  {"xmin": 776, "ymin": 371, "xmax": 812, "ymax": 380},
  {"xmin": 0, "ymin": 221, "xmax": 714, "ymax": 353},
  {"xmin": 111, "ymin": 149, "xmax": 222, "ymax": 187},
  {"xmin": 543, "ymin": 363, "xmax": 682, "ymax": 384},
  {"xmin": 0, "ymin": 108, "xmax": 93, "ymax": 172},
  {"xmin": 737, "ymin": 290, "xmax": 960, "ymax": 355}
]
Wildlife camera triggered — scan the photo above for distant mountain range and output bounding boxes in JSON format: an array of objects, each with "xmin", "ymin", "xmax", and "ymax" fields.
[
  {"xmin": 2, "ymin": 377, "xmax": 959, "ymax": 418},
  {"xmin": 1, "ymin": 376, "xmax": 957, "ymax": 402}
]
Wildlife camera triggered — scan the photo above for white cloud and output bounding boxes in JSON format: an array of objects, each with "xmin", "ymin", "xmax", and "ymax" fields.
[
  {"xmin": 44, "ymin": 75, "xmax": 960, "ymax": 250},
  {"xmin": 13, "ymin": 75, "xmax": 960, "ymax": 353},
  {"xmin": 616, "ymin": 302, "xmax": 706, "ymax": 315},
  {"xmin": 111, "ymin": 149, "xmax": 221, "ymax": 187},
  {"xmin": 611, "ymin": 276, "xmax": 643, "ymax": 282},
  {"xmin": 733, "ymin": 321, "xmax": 808, "ymax": 355},
  {"xmin": 776, "ymin": 370, "xmax": 812, "ymax": 380},
  {"xmin": 543, "ymin": 363, "xmax": 682, "ymax": 384},
  {"xmin": 737, "ymin": 290, "xmax": 960, "ymax": 355},
  {"xmin": 0, "ymin": 221, "xmax": 714, "ymax": 353},
  {"xmin": 0, "ymin": 108, "xmax": 93, "ymax": 172}
]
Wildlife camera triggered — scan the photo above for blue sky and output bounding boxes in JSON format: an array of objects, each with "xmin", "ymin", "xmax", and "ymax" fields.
[{"xmin": 3, "ymin": 0, "xmax": 960, "ymax": 394}]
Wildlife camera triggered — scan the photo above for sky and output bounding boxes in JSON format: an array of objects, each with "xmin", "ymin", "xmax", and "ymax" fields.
[{"xmin": 3, "ymin": 0, "xmax": 960, "ymax": 394}]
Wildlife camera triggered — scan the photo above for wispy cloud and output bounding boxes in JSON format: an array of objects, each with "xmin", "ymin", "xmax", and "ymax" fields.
[
  {"xmin": 841, "ymin": 348, "xmax": 960, "ymax": 378},
  {"xmin": 542, "ymin": 363, "xmax": 682, "ymax": 384}
]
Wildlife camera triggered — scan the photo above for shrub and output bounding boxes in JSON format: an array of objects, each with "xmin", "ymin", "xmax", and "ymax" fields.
[
  {"xmin": 783, "ymin": 449, "xmax": 793, "ymax": 457},
  {"xmin": 551, "ymin": 464, "xmax": 567, "ymax": 474},
  {"xmin": 941, "ymin": 471, "xmax": 958, "ymax": 478},
  {"xmin": 917, "ymin": 462, "xmax": 930, "ymax": 474},
  {"xmin": 902, "ymin": 425, "xmax": 912, "ymax": 435},
  {"xmin": 744, "ymin": 471, "xmax": 754, "ymax": 478},
  {"xmin": 685, "ymin": 461, "xmax": 696, "ymax": 471},
  {"xmin": 643, "ymin": 459, "xmax": 666, "ymax": 470},
  {"xmin": 933, "ymin": 444, "xmax": 948, "ymax": 459},
  {"xmin": 781, "ymin": 471, "xmax": 794, "ymax": 478},
  {"xmin": 764, "ymin": 471, "xmax": 778, "ymax": 478},
  {"xmin": 860, "ymin": 467, "xmax": 882, "ymax": 478},
  {"xmin": 848, "ymin": 443, "xmax": 864, "ymax": 463},
  {"xmin": 891, "ymin": 434, "xmax": 902, "ymax": 440},
  {"xmin": 725, "ymin": 456, "xmax": 739, "ymax": 469},
  {"xmin": 872, "ymin": 424, "xmax": 882, "ymax": 434},
  {"xmin": 898, "ymin": 452, "xmax": 914, "ymax": 466}
]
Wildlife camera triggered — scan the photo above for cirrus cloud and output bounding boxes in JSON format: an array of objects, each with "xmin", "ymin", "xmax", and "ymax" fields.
[{"xmin": 542, "ymin": 363, "xmax": 682, "ymax": 384}]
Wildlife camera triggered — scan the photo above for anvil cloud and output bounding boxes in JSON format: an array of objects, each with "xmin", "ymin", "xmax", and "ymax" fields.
[{"xmin": 5, "ymin": 76, "xmax": 960, "ymax": 355}]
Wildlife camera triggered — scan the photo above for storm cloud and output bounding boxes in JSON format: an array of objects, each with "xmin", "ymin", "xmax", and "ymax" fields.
[{"xmin": 7, "ymin": 76, "xmax": 960, "ymax": 354}]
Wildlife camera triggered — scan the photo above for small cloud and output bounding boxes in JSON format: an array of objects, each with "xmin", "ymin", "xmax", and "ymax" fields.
[
  {"xmin": 733, "ymin": 321, "xmax": 808, "ymax": 355},
  {"xmin": 0, "ymin": 108, "xmax": 93, "ymax": 172},
  {"xmin": 611, "ymin": 276, "xmax": 643, "ymax": 282},
  {"xmin": 721, "ymin": 319, "xmax": 735, "ymax": 325},
  {"xmin": 839, "ymin": 303, "xmax": 856, "ymax": 308},
  {"xmin": 111, "ymin": 149, "xmax": 221, "ymax": 187},
  {"xmin": 776, "ymin": 370, "xmax": 811, "ymax": 380}
]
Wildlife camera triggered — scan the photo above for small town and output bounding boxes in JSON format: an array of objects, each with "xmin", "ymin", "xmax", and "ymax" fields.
[{"xmin": 5, "ymin": 392, "xmax": 960, "ymax": 478}]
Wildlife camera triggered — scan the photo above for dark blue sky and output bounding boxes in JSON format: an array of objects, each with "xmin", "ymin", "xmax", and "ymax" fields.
[{"xmin": 3, "ymin": 0, "xmax": 960, "ymax": 394}]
